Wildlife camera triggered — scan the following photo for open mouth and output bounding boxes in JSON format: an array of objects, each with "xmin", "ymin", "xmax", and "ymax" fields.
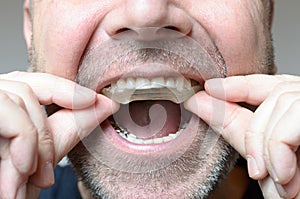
[
  {"xmin": 74, "ymin": 27, "xmax": 228, "ymax": 175},
  {"xmin": 99, "ymin": 75, "xmax": 202, "ymax": 154}
]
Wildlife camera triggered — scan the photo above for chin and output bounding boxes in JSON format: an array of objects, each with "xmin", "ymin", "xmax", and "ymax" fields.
[{"xmin": 68, "ymin": 119, "xmax": 238, "ymax": 199}]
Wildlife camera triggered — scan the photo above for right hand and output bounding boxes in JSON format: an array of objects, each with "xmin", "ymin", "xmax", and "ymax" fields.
[{"xmin": 0, "ymin": 71, "xmax": 119, "ymax": 199}]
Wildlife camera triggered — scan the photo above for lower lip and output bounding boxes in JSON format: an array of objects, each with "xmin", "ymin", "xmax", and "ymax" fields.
[{"xmin": 100, "ymin": 114, "xmax": 201, "ymax": 155}]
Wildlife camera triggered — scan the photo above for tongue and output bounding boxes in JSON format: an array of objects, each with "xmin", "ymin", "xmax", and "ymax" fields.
[{"xmin": 113, "ymin": 101, "xmax": 181, "ymax": 139}]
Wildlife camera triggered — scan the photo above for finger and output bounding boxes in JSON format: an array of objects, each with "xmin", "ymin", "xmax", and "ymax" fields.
[
  {"xmin": 184, "ymin": 91, "xmax": 252, "ymax": 158},
  {"xmin": 241, "ymin": 84, "xmax": 300, "ymax": 181},
  {"xmin": 0, "ymin": 90, "xmax": 27, "ymax": 110},
  {"xmin": 205, "ymin": 74, "xmax": 300, "ymax": 105},
  {"xmin": 267, "ymin": 100, "xmax": 300, "ymax": 185},
  {"xmin": 184, "ymin": 91, "xmax": 269, "ymax": 179},
  {"xmin": 255, "ymin": 89, "xmax": 300, "ymax": 184},
  {"xmin": 16, "ymin": 183, "xmax": 26, "ymax": 199},
  {"xmin": 0, "ymin": 82, "xmax": 55, "ymax": 188},
  {"xmin": 243, "ymin": 96, "xmax": 276, "ymax": 180},
  {"xmin": 26, "ymin": 183, "xmax": 41, "ymax": 199},
  {"xmin": 48, "ymin": 94, "xmax": 119, "ymax": 163},
  {"xmin": 276, "ymin": 167, "xmax": 300, "ymax": 199},
  {"xmin": 0, "ymin": 71, "xmax": 97, "ymax": 109},
  {"xmin": 0, "ymin": 157, "xmax": 27, "ymax": 199},
  {"xmin": 244, "ymin": 130, "xmax": 267, "ymax": 179},
  {"xmin": 29, "ymin": 127, "xmax": 55, "ymax": 189},
  {"xmin": 205, "ymin": 75, "xmax": 300, "ymax": 181},
  {"xmin": 0, "ymin": 91, "xmax": 38, "ymax": 175}
]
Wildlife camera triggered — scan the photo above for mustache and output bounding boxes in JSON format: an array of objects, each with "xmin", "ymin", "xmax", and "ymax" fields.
[{"xmin": 76, "ymin": 27, "xmax": 227, "ymax": 90}]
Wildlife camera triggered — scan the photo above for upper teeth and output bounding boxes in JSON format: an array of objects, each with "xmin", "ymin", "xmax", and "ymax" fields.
[
  {"xmin": 102, "ymin": 77, "xmax": 200, "ymax": 104},
  {"xmin": 114, "ymin": 77, "xmax": 190, "ymax": 90}
]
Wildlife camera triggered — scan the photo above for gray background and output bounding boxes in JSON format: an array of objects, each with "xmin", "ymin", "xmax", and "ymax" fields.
[{"xmin": 0, "ymin": 1, "xmax": 299, "ymax": 74}]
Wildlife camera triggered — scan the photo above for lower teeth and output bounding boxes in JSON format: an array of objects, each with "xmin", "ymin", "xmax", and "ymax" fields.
[
  {"xmin": 108, "ymin": 99, "xmax": 191, "ymax": 145},
  {"xmin": 114, "ymin": 123, "xmax": 187, "ymax": 145}
]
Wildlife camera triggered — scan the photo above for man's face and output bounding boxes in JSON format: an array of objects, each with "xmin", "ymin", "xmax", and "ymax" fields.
[{"xmin": 25, "ymin": 0, "xmax": 274, "ymax": 198}]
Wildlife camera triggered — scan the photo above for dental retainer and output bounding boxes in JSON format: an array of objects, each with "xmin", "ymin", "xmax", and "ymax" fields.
[
  {"xmin": 102, "ymin": 84, "xmax": 201, "ymax": 104},
  {"xmin": 101, "ymin": 66, "xmax": 202, "ymax": 104}
]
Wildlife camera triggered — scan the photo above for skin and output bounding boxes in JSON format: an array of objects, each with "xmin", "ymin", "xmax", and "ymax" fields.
[
  {"xmin": 185, "ymin": 75, "xmax": 300, "ymax": 198},
  {"xmin": 1, "ymin": 0, "xmax": 299, "ymax": 198}
]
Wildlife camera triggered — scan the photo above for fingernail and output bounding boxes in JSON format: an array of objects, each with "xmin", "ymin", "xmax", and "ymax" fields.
[
  {"xmin": 205, "ymin": 78, "xmax": 224, "ymax": 95},
  {"xmin": 95, "ymin": 95, "xmax": 120, "ymax": 115},
  {"xmin": 269, "ymin": 167, "xmax": 280, "ymax": 183},
  {"xmin": 44, "ymin": 161, "xmax": 55, "ymax": 185},
  {"xmin": 275, "ymin": 183, "xmax": 286, "ymax": 198},
  {"xmin": 183, "ymin": 94, "xmax": 197, "ymax": 112},
  {"xmin": 247, "ymin": 155, "xmax": 260, "ymax": 178},
  {"xmin": 110, "ymin": 100, "xmax": 120, "ymax": 114},
  {"xmin": 75, "ymin": 85, "xmax": 96, "ymax": 102}
]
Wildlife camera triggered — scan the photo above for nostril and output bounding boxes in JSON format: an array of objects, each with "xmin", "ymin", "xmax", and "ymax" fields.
[
  {"xmin": 155, "ymin": 26, "xmax": 186, "ymax": 39},
  {"xmin": 115, "ymin": 28, "xmax": 131, "ymax": 35},
  {"xmin": 113, "ymin": 26, "xmax": 186, "ymax": 40},
  {"xmin": 115, "ymin": 26, "xmax": 180, "ymax": 36},
  {"xmin": 113, "ymin": 28, "xmax": 140, "ymax": 39},
  {"xmin": 164, "ymin": 26, "xmax": 180, "ymax": 32}
]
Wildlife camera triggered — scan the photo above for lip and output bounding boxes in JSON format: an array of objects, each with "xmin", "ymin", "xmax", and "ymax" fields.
[
  {"xmin": 76, "ymin": 29, "xmax": 226, "ymax": 160},
  {"xmin": 93, "ymin": 64, "xmax": 203, "ymax": 155},
  {"xmin": 100, "ymin": 114, "xmax": 200, "ymax": 155},
  {"xmin": 77, "ymin": 29, "xmax": 226, "ymax": 93},
  {"xmin": 89, "ymin": 50, "xmax": 223, "ymax": 157},
  {"xmin": 96, "ymin": 63, "xmax": 205, "ymax": 93}
]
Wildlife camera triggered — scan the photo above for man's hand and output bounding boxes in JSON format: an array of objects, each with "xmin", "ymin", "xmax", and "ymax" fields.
[
  {"xmin": 0, "ymin": 71, "xmax": 119, "ymax": 199},
  {"xmin": 184, "ymin": 74, "xmax": 300, "ymax": 198}
]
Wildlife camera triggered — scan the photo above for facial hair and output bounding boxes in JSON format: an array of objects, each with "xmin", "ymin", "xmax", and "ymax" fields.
[
  {"xmin": 28, "ymin": 27, "xmax": 274, "ymax": 199},
  {"xmin": 69, "ymin": 30, "xmax": 238, "ymax": 199}
]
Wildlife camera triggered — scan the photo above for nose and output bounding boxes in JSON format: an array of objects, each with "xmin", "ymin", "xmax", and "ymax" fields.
[{"xmin": 103, "ymin": 0, "xmax": 192, "ymax": 37}]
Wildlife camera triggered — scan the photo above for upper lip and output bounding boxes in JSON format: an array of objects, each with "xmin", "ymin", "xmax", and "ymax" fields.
[
  {"xmin": 76, "ymin": 32, "xmax": 226, "ymax": 92},
  {"xmin": 96, "ymin": 63, "xmax": 205, "ymax": 93}
]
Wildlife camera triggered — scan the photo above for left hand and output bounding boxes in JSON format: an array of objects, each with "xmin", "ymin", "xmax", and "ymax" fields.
[{"xmin": 184, "ymin": 74, "xmax": 300, "ymax": 199}]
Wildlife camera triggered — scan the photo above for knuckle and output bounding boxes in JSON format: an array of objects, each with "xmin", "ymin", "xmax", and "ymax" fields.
[
  {"xmin": 237, "ymin": 76, "xmax": 252, "ymax": 101},
  {"xmin": 0, "ymin": 89, "xmax": 27, "ymax": 110},
  {"xmin": 18, "ymin": 82, "xmax": 33, "ymax": 94},
  {"xmin": 245, "ymin": 131, "xmax": 264, "ymax": 158},
  {"xmin": 10, "ymin": 94, "xmax": 26, "ymax": 109},
  {"xmin": 2, "ymin": 70, "xmax": 24, "ymax": 79},
  {"xmin": 25, "ymin": 124, "xmax": 38, "ymax": 138},
  {"xmin": 273, "ymin": 81, "xmax": 289, "ymax": 94},
  {"xmin": 277, "ymin": 74, "xmax": 300, "ymax": 82},
  {"xmin": 224, "ymin": 106, "xmax": 243, "ymax": 130},
  {"xmin": 9, "ymin": 70, "xmax": 23, "ymax": 77},
  {"xmin": 262, "ymin": 150, "xmax": 270, "ymax": 164},
  {"xmin": 39, "ymin": 129, "xmax": 54, "ymax": 146},
  {"xmin": 0, "ymin": 91, "xmax": 11, "ymax": 103},
  {"xmin": 276, "ymin": 92, "xmax": 295, "ymax": 108},
  {"xmin": 245, "ymin": 131, "xmax": 256, "ymax": 152},
  {"xmin": 291, "ymin": 99, "xmax": 300, "ymax": 112},
  {"xmin": 288, "ymin": 99, "xmax": 300, "ymax": 117},
  {"xmin": 273, "ymin": 80, "xmax": 300, "ymax": 95}
]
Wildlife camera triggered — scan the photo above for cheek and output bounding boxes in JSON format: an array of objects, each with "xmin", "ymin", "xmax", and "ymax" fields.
[
  {"xmin": 190, "ymin": 1, "xmax": 264, "ymax": 75},
  {"xmin": 213, "ymin": 18, "xmax": 260, "ymax": 75},
  {"xmin": 33, "ymin": 1, "xmax": 109, "ymax": 80}
]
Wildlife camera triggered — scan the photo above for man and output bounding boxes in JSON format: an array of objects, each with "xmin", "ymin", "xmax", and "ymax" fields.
[{"xmin": 0, "ymin": 0, "xmax": 299, "ymax": 198}]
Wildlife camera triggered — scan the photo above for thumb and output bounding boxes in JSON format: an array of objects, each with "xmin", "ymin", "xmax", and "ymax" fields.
[
  {"xmin": 183, "ymin": 91, "xmax": 251, "ymax": 158},
  {"xmin": 48, "ymin": 95, "xmax": 119, "ymax": 164}
]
